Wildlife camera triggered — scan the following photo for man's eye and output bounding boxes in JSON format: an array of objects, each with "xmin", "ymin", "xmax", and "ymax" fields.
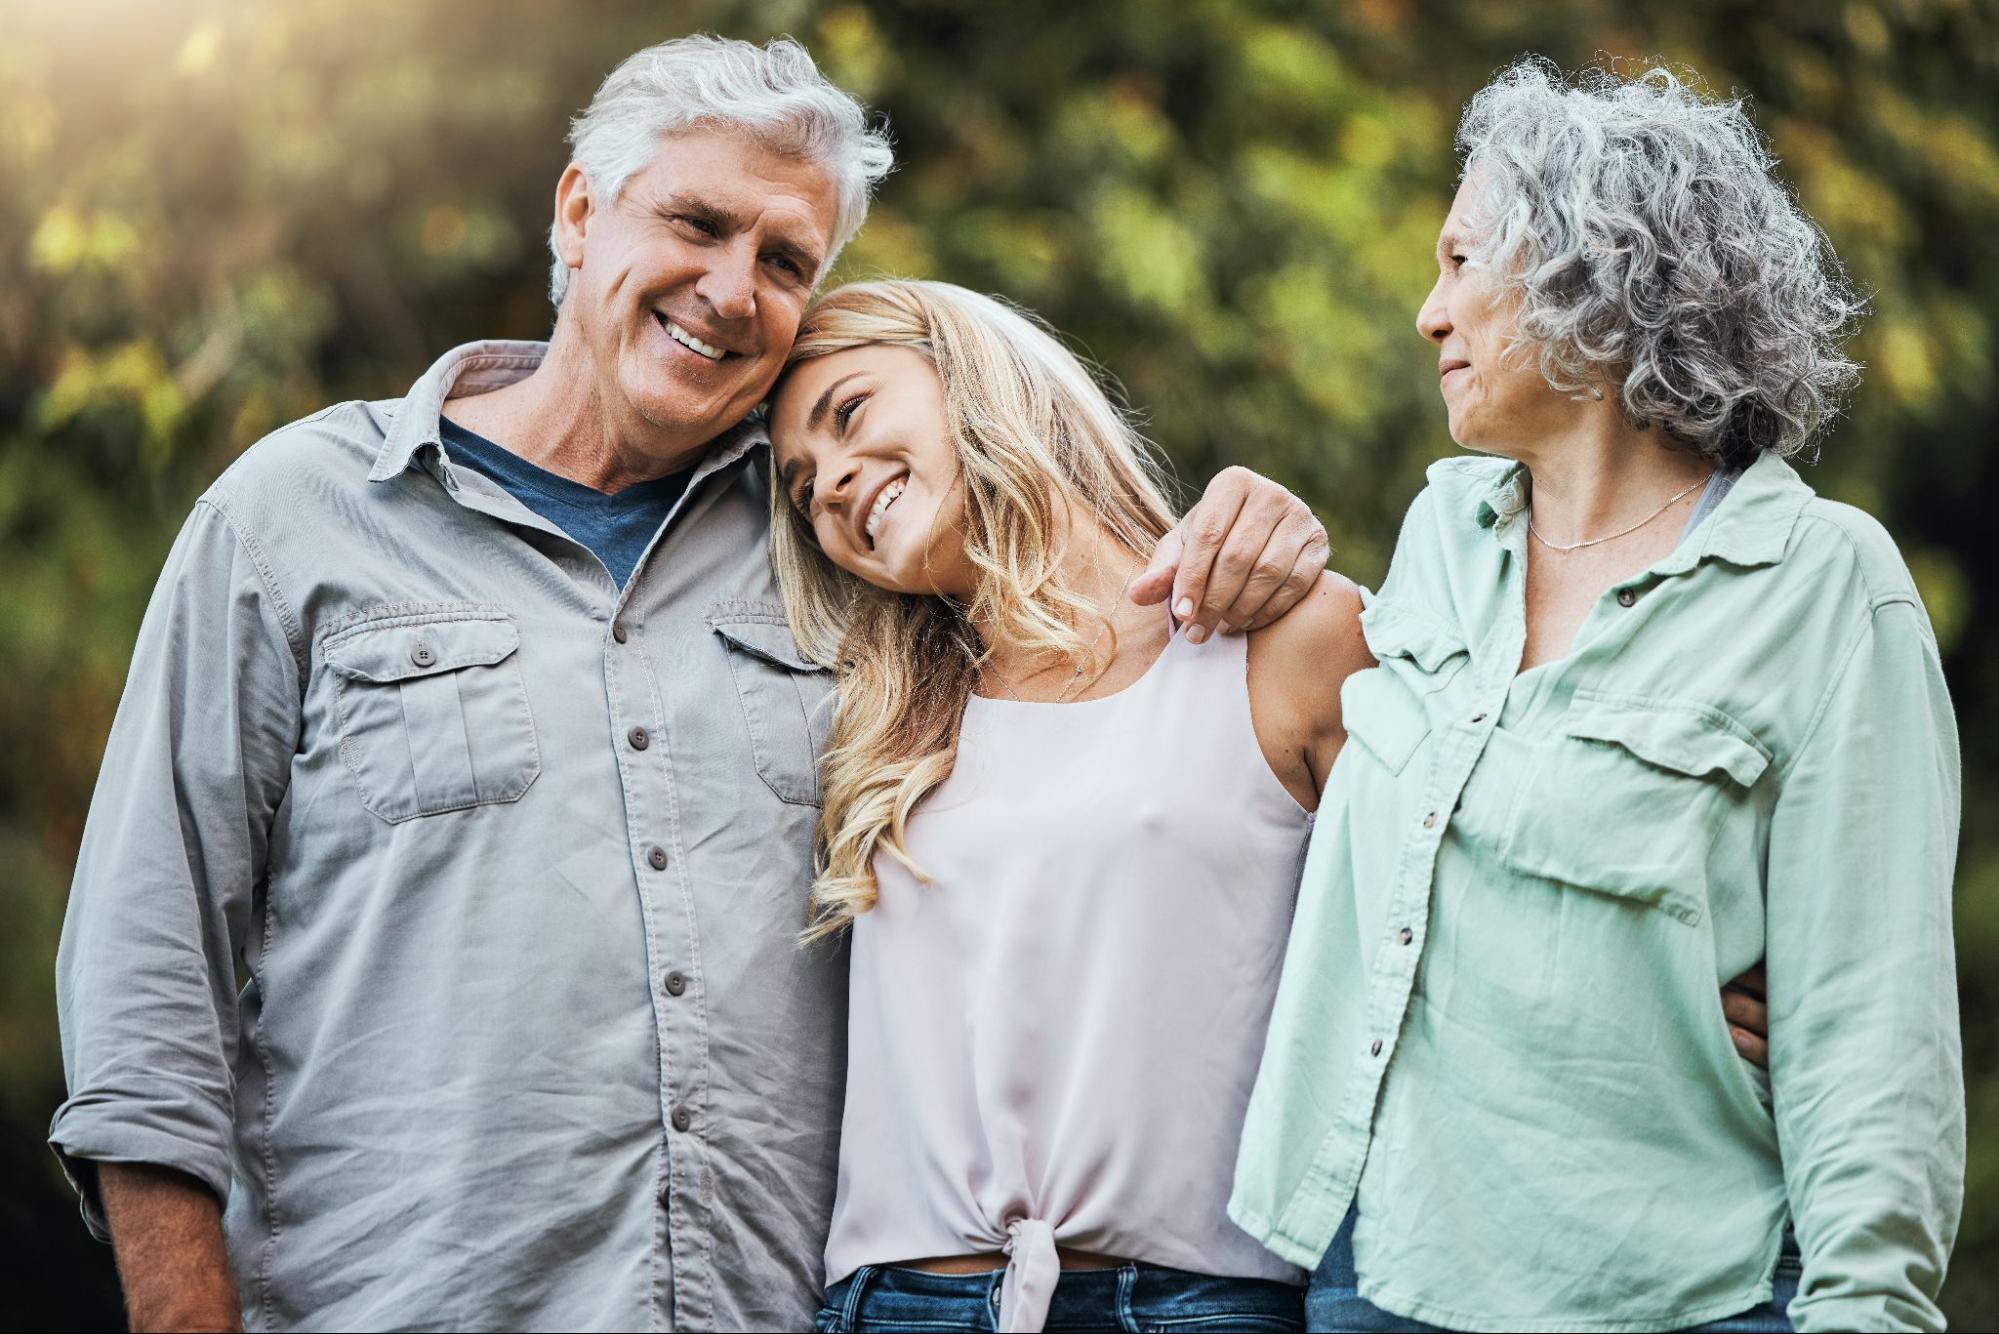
[
  {"xmin": 767, "ymin": 254, "xmax": 802, "ymax": 278},
  {"xmin": 680, "ymin": 215, "xmax": 719, "ymax": 237}
]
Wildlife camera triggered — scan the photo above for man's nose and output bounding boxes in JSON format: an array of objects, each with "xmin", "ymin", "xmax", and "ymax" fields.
[{"xmin": 695, "ymin": 242, "xmax": 758, "ymax": 323}]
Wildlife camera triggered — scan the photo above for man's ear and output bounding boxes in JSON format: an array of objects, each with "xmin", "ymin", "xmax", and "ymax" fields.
[{"xmin": 553, "ymin": 164, "xmax": 592, "ymax": 271}]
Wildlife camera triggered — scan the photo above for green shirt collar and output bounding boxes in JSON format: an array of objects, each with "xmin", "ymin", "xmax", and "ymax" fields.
[{"xmin": 1469, "ymin": 448, "xmax": 1812, "ymax": 573}]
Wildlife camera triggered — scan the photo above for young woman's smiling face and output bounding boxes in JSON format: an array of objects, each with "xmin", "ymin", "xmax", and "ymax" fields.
[{"xmin": 769, "ymin": 344, "xmax": 973, "ymax": 597}]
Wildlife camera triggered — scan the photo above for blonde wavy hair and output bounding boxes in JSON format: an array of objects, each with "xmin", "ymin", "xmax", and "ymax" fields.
[{"xmin": 769, "ymin": 279, "xmax": 1178, "ymax": 941}]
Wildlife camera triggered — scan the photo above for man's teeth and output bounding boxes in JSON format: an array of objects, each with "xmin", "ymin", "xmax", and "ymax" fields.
[
  {"xmin": 663, "ymin": 317, "xmax": 725, "ymax": 361},
  {"xmin": 865, "ymin": 479, "xmax": 907, "ymax": 542}
]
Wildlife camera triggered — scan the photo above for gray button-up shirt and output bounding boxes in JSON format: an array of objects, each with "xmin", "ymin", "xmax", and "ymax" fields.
[{"xmin": 50, "ymin": 341, "xmax": 846, "ymax": 1332}]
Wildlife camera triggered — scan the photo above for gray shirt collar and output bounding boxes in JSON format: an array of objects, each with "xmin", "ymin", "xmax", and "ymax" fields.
[{"xmin": 368, "ymin": 338, "xmax": 770, "ymax": 486}]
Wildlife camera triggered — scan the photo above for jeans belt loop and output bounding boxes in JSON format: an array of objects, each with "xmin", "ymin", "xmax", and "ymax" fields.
[
  {"xmin": 838, "ymin": 1264, "xmax": 876, "ymax": 1331},
  {"xmin": 1116, "ymin": 1262, "xmax": 1141, "ymax": 1333}
]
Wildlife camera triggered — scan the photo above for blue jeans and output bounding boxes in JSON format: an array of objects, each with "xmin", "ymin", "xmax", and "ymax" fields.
[
  {"xmin": 1307, "ymin": 1207, "xmax": 1800, "ymax": 1332},
  {"xmin": 816, "ymin": 1262, "xmax": 1305, "ymax": 1332}
]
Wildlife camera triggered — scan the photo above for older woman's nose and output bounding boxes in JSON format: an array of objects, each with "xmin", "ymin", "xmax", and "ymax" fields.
[{"xmin": 1416, "ymin": 275, "xmax": 1452, "ymax": 343}]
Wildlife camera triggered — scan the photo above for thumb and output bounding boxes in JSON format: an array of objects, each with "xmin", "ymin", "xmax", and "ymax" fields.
[{"xmin": 1128, "ymin": 525, "xmax": 1183, "ymax": 605}]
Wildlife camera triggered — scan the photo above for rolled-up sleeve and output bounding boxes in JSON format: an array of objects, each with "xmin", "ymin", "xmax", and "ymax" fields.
[
  {"xmin": 49, "ymin": 495, "xmax": 301, "ymax": 1239},
  {"xmin": 1767, "ymin": 596, "xmax": 1963, "ymax": 1333}
]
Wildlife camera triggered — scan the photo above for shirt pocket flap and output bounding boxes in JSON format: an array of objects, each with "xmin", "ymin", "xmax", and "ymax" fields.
[
  {"xmin": 324, "ymin": 614, "xmax": 521, "ymax": 683},
  {"xmin": 708, "ymin": 616, "xmax": 825, "ymax": 673},
  {"xmin": 1340, "ymin": 667, "xmax": 1432, "ymax": 776},
  {"xmin": 707, "ymin": 604, "xmax": 831, "ymax": 807},
  {"xmin": 1564, "ymin": 690, "xmax": 1772, "ymax": 788},
  {"xmin": 1359, "ymin": 596, "xmax": 1466, "ymax": 673}
]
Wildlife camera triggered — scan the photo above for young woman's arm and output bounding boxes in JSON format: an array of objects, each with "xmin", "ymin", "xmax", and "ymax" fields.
[{"xmin": 1245, "ymin": 571, "xmax": 1373, "ymax": 810}]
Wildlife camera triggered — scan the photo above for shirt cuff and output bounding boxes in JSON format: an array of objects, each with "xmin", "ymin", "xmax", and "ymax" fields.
[
  {"xmin": 49, "ymin": 1086, "xmax": 235, "ymax": 1242},
  {"xmin": 1787, "ymin": 1291, "xmax": 1947, "ymax": 1334}
]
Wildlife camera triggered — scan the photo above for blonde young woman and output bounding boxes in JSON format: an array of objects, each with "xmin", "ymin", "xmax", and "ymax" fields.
[{"xmin": 765, "ymin": 278, "xmax": 1372, "ymax": 1333}]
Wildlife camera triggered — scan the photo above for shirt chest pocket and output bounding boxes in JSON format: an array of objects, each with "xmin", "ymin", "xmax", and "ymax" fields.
[
  {"xmin": 322, "ymin": 607, "xmax": 541, "ymax": 824},
  {"xmin": 1503, "ymin": 690, "xmax": 1771, "ymax": 925},
  {"xmin": 708, "ymin": 605, "xmax": 834, "ymax": 808},
  {"xmin": 1341, "ymin": 596, "xmax": 1469, "ymax": 775}
]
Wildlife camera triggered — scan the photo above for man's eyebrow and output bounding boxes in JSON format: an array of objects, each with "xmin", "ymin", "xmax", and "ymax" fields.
[
  {"xmin": 808, "ymin": 372, "xmax": 864, "ymax": 432},
  {"xmin": 654, "ymin": 192, "xmax": 738, "ymax": 228}
]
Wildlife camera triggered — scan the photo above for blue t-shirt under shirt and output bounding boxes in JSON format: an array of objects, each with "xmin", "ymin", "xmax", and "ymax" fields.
[{"xmin": 438, "ymin": 417, "xmax": 691, "ymax": 588}]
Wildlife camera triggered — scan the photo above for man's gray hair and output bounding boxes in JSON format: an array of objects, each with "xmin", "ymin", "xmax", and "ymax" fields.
[
  {"xmin": 1457, "ymin": 58, "xmax": 1865, "ymax": 466},
  {"xmin": 548, "ymin": 34, "xmax": 894, "ymax": 307}
]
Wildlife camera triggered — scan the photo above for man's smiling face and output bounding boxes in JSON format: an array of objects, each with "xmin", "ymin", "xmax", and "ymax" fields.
[{"xmin": 554, "ymin": 127, "xmax": 841, "ymax": 462}]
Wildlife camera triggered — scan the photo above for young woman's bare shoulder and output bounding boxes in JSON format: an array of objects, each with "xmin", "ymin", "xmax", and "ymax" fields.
[
  {"xmin": 1251, "ymin": 571, "xmax": 1367, "ymax": 667},
  {"xmin": 1246, "ymin": 570, "xmax": 1372, "ymax": 739}
]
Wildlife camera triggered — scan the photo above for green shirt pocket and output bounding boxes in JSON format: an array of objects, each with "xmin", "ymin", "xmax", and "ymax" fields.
[
  {"xmin": 1358, "ymin": 596, "xmax": 1469, "ymax": 692},
  {"xmin": 1502, "ymin": 689, "xmax": 1772, "ymax": 925},
  {"xmin": 1340, "ymin": 669, "xmax": 1433, "ymax": 776},
  {"xmin": 1342, "ymin": 595, "xmax": 1467, "ymax": 775}
]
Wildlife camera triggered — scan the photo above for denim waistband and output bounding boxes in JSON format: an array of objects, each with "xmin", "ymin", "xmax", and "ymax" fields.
[{"xmin": 820, "ymin": 1261, "xmax": 1305, "ymax": 1333}]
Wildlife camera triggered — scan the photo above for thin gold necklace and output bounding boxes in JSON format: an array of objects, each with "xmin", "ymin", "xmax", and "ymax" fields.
[{"xmin": 1528, "ymin": 473, "xmax": 1713, "ymax": 553}]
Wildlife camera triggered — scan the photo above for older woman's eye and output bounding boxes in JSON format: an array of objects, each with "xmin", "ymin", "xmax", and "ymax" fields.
[{"xmin": 796, "ymin": 481, "xmax": 815, "ymax": 515}]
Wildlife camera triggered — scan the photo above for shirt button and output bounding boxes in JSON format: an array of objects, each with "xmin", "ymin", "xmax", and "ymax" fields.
[
  {"xmin": 628, "ymin": 726, "xmax": 650, "ymax": 751},
  {"xmin": 1399, "ymin": 927, "xmax": 1414, "ymax": 945},
  {"xmin": 1616, "ymin": 588, "xmax": 1638, "ymax": 608},
  {"xmin": 612, "ymin": 621, "xmax": 628, "ymax": 644},
  {"xmin": 410, "ymin": 643, "xmax": 436, "ymax": 668},
  {"xmin": 647, "ymin": 845, "xmax": 668, "ymax": 871},
  {"xmin": 1422, "ymin": 811, "xmax": 1439, "ymax": 829},
  {"xmin": 670, "ymin": 1105, "xmax": 693, "ymax": 1133},
  {"xmin": 1370, "ymin": 1039, "xmax": 1384, "ymax": 1057},
  {"xmin": 1470, "ymin": 713, "xmax": 1486, "ymax": 725},
  {"xmin": 664, "ymin": 970, "xmax": 687, "ymax": 996}
]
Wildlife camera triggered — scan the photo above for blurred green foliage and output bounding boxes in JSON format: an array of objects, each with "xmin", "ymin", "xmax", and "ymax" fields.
[{"xmin": 2, "ymin": 0, "xmax": 1993, "ymax": 1327}]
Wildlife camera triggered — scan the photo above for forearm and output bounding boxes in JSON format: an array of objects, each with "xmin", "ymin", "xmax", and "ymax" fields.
[{"xmin": 100, "ymin": 1162, "xmax": 243, "ymax": 1333}]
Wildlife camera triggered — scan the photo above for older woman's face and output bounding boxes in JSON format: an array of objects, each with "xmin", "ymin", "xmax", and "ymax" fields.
[{"xmin": 1416, "ymin": 175, "xmax": 1578, "ymax": 454}]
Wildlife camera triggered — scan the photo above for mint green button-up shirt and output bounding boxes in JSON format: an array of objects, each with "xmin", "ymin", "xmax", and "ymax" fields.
[{"xmin": 1230, "ymin": 451, "xmax": 1963, "ymax": 1333}]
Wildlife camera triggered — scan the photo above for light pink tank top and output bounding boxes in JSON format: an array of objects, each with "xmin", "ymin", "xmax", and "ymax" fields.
[{"xmin": 822, "ymin": 624, "xmax": 1311, "ymax": 1332}]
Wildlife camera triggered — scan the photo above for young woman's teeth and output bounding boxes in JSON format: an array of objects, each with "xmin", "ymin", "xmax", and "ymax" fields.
[
  {"xmin": 663, "ymin": 317, "xmax": 725, "ymax": 361},
  {"xmin": 865, "ymin": 479, "xmax": 906, "ymax": 543}
]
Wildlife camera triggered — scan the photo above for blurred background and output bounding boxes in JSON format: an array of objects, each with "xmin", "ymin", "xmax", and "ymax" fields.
[{"xmin": 1, "ymin": 0, "xmax": 1993, "ymax": 1327}]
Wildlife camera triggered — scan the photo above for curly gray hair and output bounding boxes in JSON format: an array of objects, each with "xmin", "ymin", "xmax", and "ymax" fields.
[
  {"xmin": 1457, "ymin": 58, "xmax": 1864, "ymax": 466},
  {"xmin": 549, "ymin": 34, "xmax": 895, "ymax": 307}
]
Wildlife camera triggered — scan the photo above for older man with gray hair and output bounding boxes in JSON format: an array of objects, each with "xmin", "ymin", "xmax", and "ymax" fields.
[{"xmin": 49, "ymin": 34, "xmax": 1327, "ymax": 1333}]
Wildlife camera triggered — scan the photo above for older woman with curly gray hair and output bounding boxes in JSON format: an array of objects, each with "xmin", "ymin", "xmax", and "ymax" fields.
[{"xmin": 1229, "ymin": 58, "xmax": 1962, "ymax": 1333}]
